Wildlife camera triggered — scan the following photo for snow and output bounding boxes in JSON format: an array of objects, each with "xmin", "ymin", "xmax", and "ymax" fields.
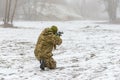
[{"xmin": 0, "ymin": 21, "xmax": 120, "ymax": 80}]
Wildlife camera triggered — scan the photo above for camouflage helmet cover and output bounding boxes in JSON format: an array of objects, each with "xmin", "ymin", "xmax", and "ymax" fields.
[{"xmin": 51, "ymin": 25, "xmax": 58, "ymax": 34}]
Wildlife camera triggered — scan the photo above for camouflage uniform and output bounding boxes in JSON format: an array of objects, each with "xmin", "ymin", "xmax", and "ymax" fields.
[{"xmin": 34, "ymin": 26, "xmax": 62, "ymax": 69}]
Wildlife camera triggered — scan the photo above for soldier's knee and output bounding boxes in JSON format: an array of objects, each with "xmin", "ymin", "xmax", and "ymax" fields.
[
  {"xmin": 46, "ymin": 58, "xmax": 56, "ymax": 69},
  {"xmin": 49, "ymin": 61, "xmax": 56, "ymax": 69}
]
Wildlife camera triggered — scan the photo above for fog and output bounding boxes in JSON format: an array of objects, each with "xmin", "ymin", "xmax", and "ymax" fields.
[
  {"xmin": 0, "ymin": 0, "xmax": 120, "ymax": 22},
  {"xmin": 1, "ymin": 1, "xmax": 120, "ymax": 79}
]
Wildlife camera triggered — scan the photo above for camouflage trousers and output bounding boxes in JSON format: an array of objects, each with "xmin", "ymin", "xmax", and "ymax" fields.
[
  {"xmin": 34, "ymin": 50, "xmax": 56, "ymax": 69},
  {"xmin": 45, "ymin": 57, "xmax": 56, "ymax": 69}
]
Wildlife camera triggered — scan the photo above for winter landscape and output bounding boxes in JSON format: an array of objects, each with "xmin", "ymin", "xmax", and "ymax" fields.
[
  {"xmin": 0, "ymin": 21, "xmax": 120, "ymax": 80},
  {"xmin": 0, "ymin": 0, "xmax": 120, "ymax": 80}
]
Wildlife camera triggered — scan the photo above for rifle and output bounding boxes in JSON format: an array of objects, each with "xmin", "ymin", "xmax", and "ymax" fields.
[{"xmin": 56, "ymin": 31, "xmax": 63, "ymax": 36}]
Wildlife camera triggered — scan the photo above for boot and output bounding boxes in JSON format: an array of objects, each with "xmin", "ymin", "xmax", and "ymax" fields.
[{"xmin": 40, "ymin": 59, "xmax": 45, "ymax": 70}]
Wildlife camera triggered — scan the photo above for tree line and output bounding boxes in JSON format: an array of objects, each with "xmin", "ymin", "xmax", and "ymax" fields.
[{"xmin": 0, "ymin": 0, "xmax": 120, "ymax": 27}]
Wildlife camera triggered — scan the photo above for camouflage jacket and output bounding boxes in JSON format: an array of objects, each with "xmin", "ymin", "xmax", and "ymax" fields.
[{"xmin": 34, "ymin": 28, "xmax": 62, "ymax": 60}]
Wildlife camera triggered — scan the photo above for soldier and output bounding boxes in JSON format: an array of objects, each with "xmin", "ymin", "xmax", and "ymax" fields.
[{"xmin": 34, "ymin": 25, "xmax": 62, "ymax": 70}]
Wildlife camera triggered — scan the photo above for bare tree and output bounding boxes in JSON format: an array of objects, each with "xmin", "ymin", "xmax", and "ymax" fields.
[
  {"xmin": 3, "ymin": 0, "xmax": 17, "ymax": 27},
  {"xmin": 11, "ymin": 0, "xmax": 17, "ymax": 23},
  {"xmin": 4, "ymin": 0, "xmax": 9, "ymax": 25},
  {"xmin": 104, "ymin": 0, "xmax": 119, "ymax": 22},
  {"xmin": 81, "ymin": 0, "xmax": 86, "ymax": 18}
]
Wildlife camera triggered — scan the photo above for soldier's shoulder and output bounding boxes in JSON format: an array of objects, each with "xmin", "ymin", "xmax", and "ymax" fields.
[
  {"xmin": 42, "ymin": 28, "xmax": 53, "ymax": 35},
  {"xmin": 44, "ymin": 28, "xmax": 52, "ymax": 32}
]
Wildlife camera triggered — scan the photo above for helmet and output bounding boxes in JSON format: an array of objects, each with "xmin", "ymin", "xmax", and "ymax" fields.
[{"xmin": 51, "ymin": 25, "xmax": 58, "ymax": 34}]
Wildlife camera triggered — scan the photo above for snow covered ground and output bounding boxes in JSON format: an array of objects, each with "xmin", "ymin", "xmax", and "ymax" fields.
[{"xmin": 0, "ymin": 21, "xmax": 120, "ymax": 80}]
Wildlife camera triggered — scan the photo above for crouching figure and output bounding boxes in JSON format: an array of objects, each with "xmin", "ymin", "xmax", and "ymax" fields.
[{"xmin": 34, "ymin": 25, "xmax": 62, "ymax": 70}]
